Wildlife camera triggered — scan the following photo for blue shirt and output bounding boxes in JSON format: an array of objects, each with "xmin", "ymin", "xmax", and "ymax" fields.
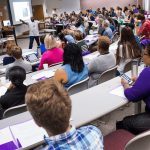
[
  {"xmin": 103, "ymin": 27, "xmax": 113, "ymax": 39},
  {"xmin": 62, "ymin": 64, "xmax": 88, "ymax": 88},
  {"xmin": 44, "ymin": 125, "xmax": 104, "ymax": 150}
]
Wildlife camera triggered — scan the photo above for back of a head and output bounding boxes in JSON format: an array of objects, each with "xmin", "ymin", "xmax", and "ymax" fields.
[
  {"xmin": 103, "ymin": 20, "xmax": 110, "ymax": 28},
  {"xmin": 63, "ymin": 43, "xmax": 84, "ymax": 73},
  {"xmin": 44, "ymin": 35, "xmax": 57, "ymax": 50},
  {"xmin": 136, "ymin": 13, "xmax": 145, "ymax": 21},
  {"xmin": 119, "ymin": 27, "xmax": 141, "ymax": 59},
  {"xmin": 74, "ymin": 30, "xmax": 83, "ymax": 41},
  {"xmin": 25, "ymin": 79, "xmax": 71, "ymax": 135},
  {"xmin": 8, "ymin": 66, "xmax": 26, "ymax": 87},
  {"xmin": 6, "ymin": 43, "xmax": 16, "ymax": 56},
  {"xmin": 11, "ymin": 46, "xmax": 22, "ymax": 59},
  {"xmin": 98, "ymin": 36, "xmax": 111, "ymax": 53}
]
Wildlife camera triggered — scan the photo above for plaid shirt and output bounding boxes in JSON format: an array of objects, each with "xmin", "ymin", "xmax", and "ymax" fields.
[{"xmin": 44, "ymin": 125, "xmax": 103, "ymax": 150}]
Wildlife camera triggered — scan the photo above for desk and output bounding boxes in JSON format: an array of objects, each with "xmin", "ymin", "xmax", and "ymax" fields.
[
  {"xmin": 84, "ymin": 34, "xmax": 98, "ymax": 46},
  {"xmin": 0, "ymin": 65, "xmax": 144, "ymax": 149}
]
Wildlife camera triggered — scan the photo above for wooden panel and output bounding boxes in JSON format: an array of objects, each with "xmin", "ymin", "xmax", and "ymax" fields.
[{"xmin": 32, "ymin": 5, "xmax": 44, "ymax": 21}]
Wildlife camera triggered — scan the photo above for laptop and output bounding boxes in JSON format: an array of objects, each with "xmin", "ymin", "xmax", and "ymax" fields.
[{"xmin": 26, "ymin": 53, "xmax": 39, "ymax": 63}]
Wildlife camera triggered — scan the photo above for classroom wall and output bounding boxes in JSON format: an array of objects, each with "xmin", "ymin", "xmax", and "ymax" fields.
[{"xmin": 80, "ymin": 0, "xmax": 137, "ymax": 10}]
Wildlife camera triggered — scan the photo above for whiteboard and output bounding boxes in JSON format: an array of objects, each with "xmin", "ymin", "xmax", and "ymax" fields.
[{"xmin": 9, "ymin": 0, "xmax": 33, "ymax": 25}]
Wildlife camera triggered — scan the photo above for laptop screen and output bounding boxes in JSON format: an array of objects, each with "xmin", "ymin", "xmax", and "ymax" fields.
[{"xmin": 26, "ymin": 53, "xmax": 38, "ymax": 62}]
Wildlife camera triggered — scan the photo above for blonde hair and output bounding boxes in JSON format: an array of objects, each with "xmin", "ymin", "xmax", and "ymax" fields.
[{"xmin": 44, "ymin": 35, "xmax": 58, "ymax": 50}]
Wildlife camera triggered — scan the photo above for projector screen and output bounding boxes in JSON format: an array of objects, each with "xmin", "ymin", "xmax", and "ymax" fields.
[{"xmin": 9, "ymin": 0, "xmax": 32, "ymax": 25}]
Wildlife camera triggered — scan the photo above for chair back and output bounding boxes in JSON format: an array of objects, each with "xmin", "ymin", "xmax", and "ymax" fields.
[
  {"xmin": 67, "ymin": 77, "xmax": 89, "ymax": 95},
  {"xmin": 111, "ymin": 32, "xmax": 119, "ymax": 43},
  {"xmin": 98, "ymin": 66, "xmax": 118, "ymax": 84},
  {"xmin": 49, "ymin": 62, "xmax": 63, "ymax": 67},
  {"xmin": 124, "ymin": 61, "xmax": 132, "ymax": 73},
  {"xmin": 3, "ymin": 104, "xmax": 27, "ymax": 118},
  {"xmin": 125, "ymin": 130, "xmax": 150, "ymax": 150}
]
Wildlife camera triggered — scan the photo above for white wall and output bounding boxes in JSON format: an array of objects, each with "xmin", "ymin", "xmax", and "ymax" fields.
[{"xmin": 45, "ymin": 0, "xmax": 80, "ymax": 16}]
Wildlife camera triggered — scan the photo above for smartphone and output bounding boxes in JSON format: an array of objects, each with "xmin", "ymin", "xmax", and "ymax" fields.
[{"xmin": 120, "ymin": 74, "xmax": 133, "ymax": 85}]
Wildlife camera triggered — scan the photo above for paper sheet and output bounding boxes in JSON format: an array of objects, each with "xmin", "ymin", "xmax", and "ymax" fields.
[
  {"xmin": 10, "ymin": 120, "xmax": 48, "ymax": 148},
  {"xmin": 0, "ymin": 127, "xmax": 14, "ymax": 145},
  {"xmin": 31, "ymin": 70, "xmax": 55, "ymax": 80},
  {"xmin": 0, "ymin": 86, "xmax": 7, "ymax": 97},
  {"xmin": 110, "ymin": 86, "xmax": 126, "ymax": 98}
]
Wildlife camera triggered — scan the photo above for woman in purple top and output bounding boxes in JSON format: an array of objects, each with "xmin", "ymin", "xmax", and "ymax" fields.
[
  {"xmin": 116, "ymin": 44, "xmax": 150, "ymax": 135},
  {"xmin": 38, "ymin": 35, "xmax": 63, "ymax": 70}
]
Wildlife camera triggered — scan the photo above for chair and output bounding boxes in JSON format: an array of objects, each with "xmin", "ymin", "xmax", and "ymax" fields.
[
  {"xmin": 111, "ymin": 31, "xmax": 119, "ymax": 43},
  {"xmin": 104, "ymin": 129, "xmax": 135, "ymax": 150},
  {"xmin": 48, "ymin": 62, "xmax": 63, "ymax": 67},
  {"xmin": 3, "ymin": 104, "xmax": 27, "ymax": 118},
  {"xmin": 125, "ymin": 130, "xmax": 150, "ymax": 150},
  {"xmin": 124, "ymin": 61, "xmax": 132, "ymax": 73},
  {"xmin": 67, "ymin": 77, "xmax": 89, "ymax": 95},
  {"xmin": 97, "ymin": 66, "xmax": 118, "ymax": 84}
]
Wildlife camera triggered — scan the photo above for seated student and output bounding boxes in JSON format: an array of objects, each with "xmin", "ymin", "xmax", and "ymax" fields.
[
  {"xmin": 54, "ymin": 43, "xmax": 88, "ymax": 88},
  {"xmin": 38, "ymin": 35, "xmax": 63, "ymax": 70},
  {"xmin": 135, "ymin": 13, "xmax": 150, "ymax": 40},
  {"xmin": 3, "ymin": 43, "xmax": 15, "ymax": 66},
  {"xmin": 74, "ymin": 30, "xmax": 89, "ymax": 55},
  {"xmin": 25, "ymin": 79, "xmax": 104, "ymax": 149},
  {"xmin": 39, "ymin": 35, "xmax": 46, "ymax": 55},
  {"xmin": 0, "ymin": 66, "xmax": 27, "ymax": 118},
  {"xmin": 88, "ymin": 36, "xmax": 116, "ymax": 87},
  {"xmin": 102, "ymin": 20, "xmax": 113, "ymax": 39},
  {"xmin": 75, "ymin": 19, "xmax": 85, "ymax": 35},
  {"xmin": 6, "ymin": 46, "xmax": 32, "ymax": 77},
  {"xmin": 116, "ymin": 27, "xmax": 141, "ymax": 75},
  {"xmin": 116, "ymin": 44, "xmax": 150, "ymax": 135}
]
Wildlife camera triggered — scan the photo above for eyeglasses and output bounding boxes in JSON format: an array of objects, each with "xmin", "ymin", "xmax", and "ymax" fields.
[{"xmin": 142, "ymin": 51, "xmax": 149, "ymax": 56}]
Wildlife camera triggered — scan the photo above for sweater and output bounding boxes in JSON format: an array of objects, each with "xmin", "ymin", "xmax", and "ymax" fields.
[{"xmin": 124, "ymin": 67, "xmax": 150, "ymax": 111}]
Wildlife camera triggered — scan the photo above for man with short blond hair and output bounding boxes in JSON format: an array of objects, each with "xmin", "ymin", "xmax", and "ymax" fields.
[{"xmin": 25, "ymin": 79, "xmax": 104, "ymax": 149}]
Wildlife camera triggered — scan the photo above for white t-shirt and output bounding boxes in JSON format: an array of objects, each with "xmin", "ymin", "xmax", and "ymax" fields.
[{"xmin": 27, "ymin": 20, "xmax": 40, "ymax": 36}]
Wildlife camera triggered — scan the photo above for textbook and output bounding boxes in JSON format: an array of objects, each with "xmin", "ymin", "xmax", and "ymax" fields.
[{"xmin": 0, "ymin": 120, "xmax": 48, "ymax": 150}]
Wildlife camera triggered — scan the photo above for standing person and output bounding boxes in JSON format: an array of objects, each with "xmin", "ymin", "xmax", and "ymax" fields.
[
  {"xmin": 25, "ymin": 79, "xmax": 104, "ymax": 149},
  {"xmin": 20, "ymin": 17, "xmax": 40, "ymax": 49}
]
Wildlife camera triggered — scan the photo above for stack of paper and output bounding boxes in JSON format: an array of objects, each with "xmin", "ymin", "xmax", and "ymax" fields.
[{"xmin": 32, "ymin": 70, "xmax": 55, "ymax": 80}]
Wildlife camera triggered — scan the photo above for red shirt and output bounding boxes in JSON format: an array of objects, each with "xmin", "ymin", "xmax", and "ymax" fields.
[{"xmin": 139, "ymin": 20, "xmax": 150, "ymax": 39}]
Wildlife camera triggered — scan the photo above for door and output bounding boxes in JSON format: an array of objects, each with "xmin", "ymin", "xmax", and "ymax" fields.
[{"xmin": 32, "ymin": 5, "xmax": 44, "ymax": 20}]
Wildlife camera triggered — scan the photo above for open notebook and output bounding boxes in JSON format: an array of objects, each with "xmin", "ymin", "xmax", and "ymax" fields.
[{"xmin": 0, "ymin": 120, "xmax": 48, "ymax": 150}]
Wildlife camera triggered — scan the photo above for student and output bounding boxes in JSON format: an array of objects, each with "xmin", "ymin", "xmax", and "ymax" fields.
[
  {"xmin": 116, "ymin": 27, "xmax": 141, "ymax": 75},
  {"xmin": 20, "ymin": 17, "xmax": 40, "ymax": 49},
  {"xmin": 3, "ymin": 43, "xmax": 15, "ymax": 66},
  {"xmin": 6, "ymin": 46, "xmax": 32, "ymax": 76},
  {"xmin": 0, "ymin": 66, "xmax": 27, "ymax": 118},
  {"xmin": 25, "ymin": 79, "xmax": 104, "ymax": 149},
  {"xmin": 117, "ymin": 44, "xmax": 150, "ymax": 135},
  {"xmin": 54, "ymin": 43, "xmax": 88, "ymax": 88},
  {"xmin": 102, "ymin": 20, "xmax": 113, "ymax": 39},
  {"xmin": 88, "ymin": 36, "xmax": 116, "ymax": 87},
  {"xmin": 38, "ymin": 35, "xmax": 63, "ymax": 70},
  {"xmin": 39, "ymin": 35, "xmax": 46, "ymax": 55},
  {"xmin": 74, "ymin": 30, "xmax": 89, "ymax": 55},
  {"xmin": 135, "ymin": 13, "xmax": 150, "ymax": 40}
]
